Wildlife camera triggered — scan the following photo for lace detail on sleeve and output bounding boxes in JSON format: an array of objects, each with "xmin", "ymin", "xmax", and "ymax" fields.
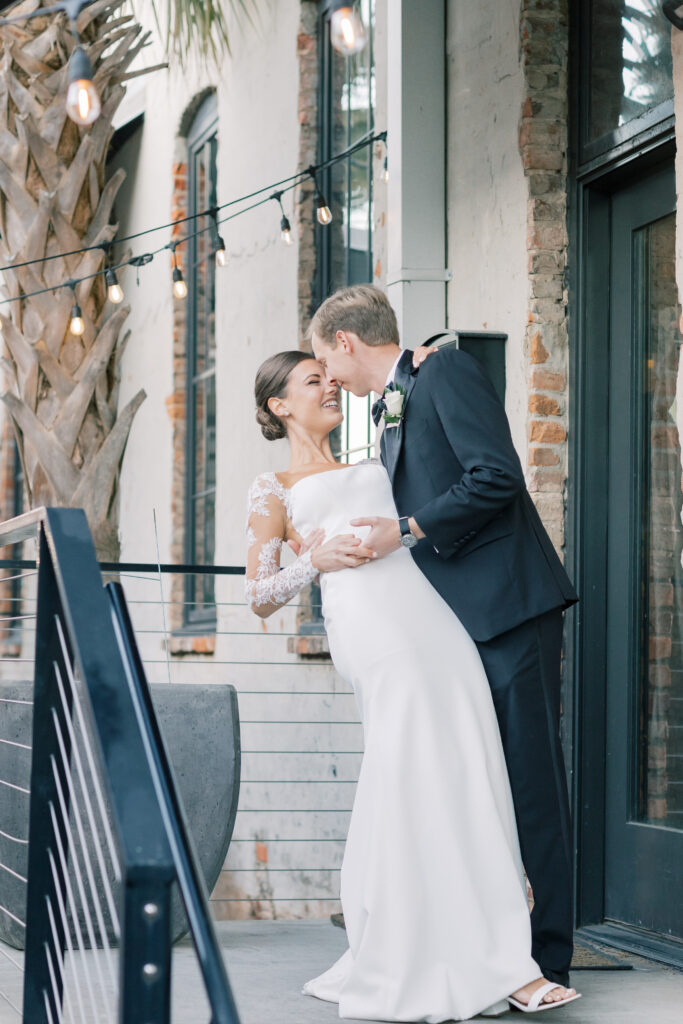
[{"xmin": 245, "ymin": 473, "xmax": 318, "ymax": 615}]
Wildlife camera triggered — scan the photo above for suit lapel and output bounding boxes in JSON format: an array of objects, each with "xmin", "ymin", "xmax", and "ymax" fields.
[{"xmin": 384, "ymin": 349, "xmax": 419, "ymax": 485}]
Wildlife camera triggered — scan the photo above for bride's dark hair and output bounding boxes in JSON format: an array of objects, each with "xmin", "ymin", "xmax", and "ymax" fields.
[{"xmin": 255, "ymin": 350, "xmax": 314, "ymax": 441}]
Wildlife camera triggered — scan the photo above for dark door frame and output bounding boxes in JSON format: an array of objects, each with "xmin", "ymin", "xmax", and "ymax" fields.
[{"xmin": 566, "ymin": 4, "xmax": 681, "ymax": 967}]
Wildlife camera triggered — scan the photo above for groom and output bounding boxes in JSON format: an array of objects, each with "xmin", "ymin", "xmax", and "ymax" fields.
[{"xmin": 309, "ymin": 284, "xmax": 578, "ymax": 989}]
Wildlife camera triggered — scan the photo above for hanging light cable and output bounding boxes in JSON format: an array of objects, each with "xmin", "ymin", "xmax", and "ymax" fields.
[
  {"xmin": 308, "ymin": 169, "xmax": 333, "ymax": 225},
  {"xmin": 271, "ymin": 192, "xmax": 293, "ymax": 246},
  {"xmin": 330, "ymin": 2, "xmax": 368, "ymax": 56},
  {"xmin": 170, "ymin": 242, "xmax": 187, "ymax": 299},
  {"xmin": 0, "ymin": 131, "xmax": 387, "ymax": 311}
]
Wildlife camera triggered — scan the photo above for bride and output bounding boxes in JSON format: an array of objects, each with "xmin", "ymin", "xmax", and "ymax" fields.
[{"xmin": 245, "ymin": 350, "xmax": 580, "ymax": 1022}]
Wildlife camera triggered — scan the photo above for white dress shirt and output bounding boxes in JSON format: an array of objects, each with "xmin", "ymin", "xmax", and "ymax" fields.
[{"xmin": 384, "ymin": 351, "xmax": 403, "ymax": 390}]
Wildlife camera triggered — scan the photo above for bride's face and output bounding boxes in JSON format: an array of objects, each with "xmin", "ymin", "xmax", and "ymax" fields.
[{"xmin": 272, "ymin": 359, "xmax": 343, "ymax": 436}]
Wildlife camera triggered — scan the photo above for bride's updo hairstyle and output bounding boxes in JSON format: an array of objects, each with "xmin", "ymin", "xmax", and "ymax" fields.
[{"xmin": 255, "ymin": 350, "xmax": 314, "ymax": 441}]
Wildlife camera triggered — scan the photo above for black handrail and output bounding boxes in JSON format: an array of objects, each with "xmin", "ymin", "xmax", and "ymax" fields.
[
  {"xmin": 0, "ymin": 508, "xmax": 241, "ymax": 1023},
  {"xmin": 0, "ymin": 558, "xmax": 245, "ymax": 574}
]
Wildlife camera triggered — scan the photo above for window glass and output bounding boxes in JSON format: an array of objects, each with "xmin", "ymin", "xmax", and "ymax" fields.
[
  {"xmin": 637, "ymin": 212, "xmax": 683, "ymax": 827},
  {"xmin": 589, "ymin": 0, "xmax": 673, "ymax": 143},
  {"xmin": 319, "ymin": 0, "xmax": 376, "ymax": 464},
  {"xmin": 185, "ymin": 97, "xmax": 218, "ymax": 625}
]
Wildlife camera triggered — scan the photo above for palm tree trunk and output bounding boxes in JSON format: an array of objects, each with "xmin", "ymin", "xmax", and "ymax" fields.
[{"xmin": 0, "ymin": 0, "xmax": 152, "ymax": 559}]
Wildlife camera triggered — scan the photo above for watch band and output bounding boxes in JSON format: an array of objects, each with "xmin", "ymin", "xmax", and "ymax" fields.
[{"xmin": 399, "ymin": 516, "xmax": 412, "ymax": 538}]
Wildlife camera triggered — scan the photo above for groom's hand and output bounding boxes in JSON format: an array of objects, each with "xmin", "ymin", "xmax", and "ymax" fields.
[
  {"xmin": 348, "ymin": 516, "xmax": 418, "ymax": 559},
  {"xmin": 287, "ymin": 528, "xmax": 325, "ymax": 558}
]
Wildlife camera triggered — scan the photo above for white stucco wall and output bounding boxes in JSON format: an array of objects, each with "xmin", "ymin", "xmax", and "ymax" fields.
[
  {"xmin": 113, "ymin": 2, "xmax": 307, "ymax": 566},
  {"xmin": 445, "ymin": 0, "xmax": 528, "ymax": 459}
]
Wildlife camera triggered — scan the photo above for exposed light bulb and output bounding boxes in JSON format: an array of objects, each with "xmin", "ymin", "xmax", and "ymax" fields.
[
  {"xmin": 65, "ymin": 46, "xmax": 101, "ymax": 126},
  {"xmin": 105, "ymin": 268, "xmax": 123, "ymax": 304},
  {"xmin": 280, "ymin": 215, "xmax": 293, "ymax": 245},
  {"xmin": 330, "ymin": 4, "xmax": 368, "ymax": 56},
  {"xmin": 172, "ymin": 266, "xmax": 188, "ymax": 299},
  {"xmin": 316, "ymin": 195, "xmax": 333, "ymax": 225},
  {"xmin": 215, "ymin": 235, "xmax": 228, "ymax": 267},
  {"xmin": 70, "ymin": 302, "xmax": 85, "ymax": 336}
]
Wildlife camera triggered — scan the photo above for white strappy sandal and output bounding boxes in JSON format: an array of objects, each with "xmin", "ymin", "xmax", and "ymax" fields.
[{"xmin": 508, "ymin": 980, "xmax": 582, "ymax": 1013}]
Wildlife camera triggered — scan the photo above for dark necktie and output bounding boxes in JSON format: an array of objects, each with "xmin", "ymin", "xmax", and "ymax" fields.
[{"xmin": 371, "ymin": 396, "xmax": 386, "ymax": 426}]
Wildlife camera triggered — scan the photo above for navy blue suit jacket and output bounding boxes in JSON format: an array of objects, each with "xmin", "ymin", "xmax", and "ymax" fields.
[{"xmin": 380, "ymin": 348, "xmax": 578, "ymax": 642}]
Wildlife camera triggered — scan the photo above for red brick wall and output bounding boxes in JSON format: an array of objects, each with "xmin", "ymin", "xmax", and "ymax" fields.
[
  {"xmin": 520, "ymin": 0, "xmax": 569, "ymax": 555},
  {"xmin": 296, "ymin": 1, "xmax": 320, "ymax": 339}
]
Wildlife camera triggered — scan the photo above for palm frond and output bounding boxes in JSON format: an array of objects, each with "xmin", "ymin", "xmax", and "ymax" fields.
[{"xmin": 150, "ymin": 0, "xmax": 256, "ymax": 68}]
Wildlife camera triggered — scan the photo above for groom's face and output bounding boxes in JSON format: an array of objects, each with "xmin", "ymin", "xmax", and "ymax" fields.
[{"xmin": 311, "ymin": 330, "xmax": 371, "ymax": 398}]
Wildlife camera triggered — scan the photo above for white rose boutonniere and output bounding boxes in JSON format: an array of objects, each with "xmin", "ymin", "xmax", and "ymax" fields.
[{"xmin": 382, "ymin": 383, "xmax": 405, "ymax": 427}]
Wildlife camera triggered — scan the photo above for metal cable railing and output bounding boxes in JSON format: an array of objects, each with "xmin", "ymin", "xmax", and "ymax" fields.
[
  {"xmin": 0, "ymin": 509, "xmax": 241, "ymax": 1023},
  {"xmin": 0, "ymin": 543, "xmax": 358, "ymax": 925}
]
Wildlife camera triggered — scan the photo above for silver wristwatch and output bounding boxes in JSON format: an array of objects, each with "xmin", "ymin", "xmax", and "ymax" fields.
[{"xmin": 399, "ymin": 516, "xmax": 418, "ymax": 549}]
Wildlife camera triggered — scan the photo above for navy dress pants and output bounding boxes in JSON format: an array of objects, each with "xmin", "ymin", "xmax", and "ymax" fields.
[{"xmin": 475, "ymin": 607, "xmax": 574, "ymax": 986}]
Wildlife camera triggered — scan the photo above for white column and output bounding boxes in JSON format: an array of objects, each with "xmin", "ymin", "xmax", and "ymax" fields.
[{"xmin": 386, "ymin": 0, "xmax": 449, "ymax": 347}]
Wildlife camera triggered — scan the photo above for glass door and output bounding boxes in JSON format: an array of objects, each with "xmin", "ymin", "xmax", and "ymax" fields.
[{"xmin": 605, "ymin": 161, "xmax": 683, "ymax": 937}]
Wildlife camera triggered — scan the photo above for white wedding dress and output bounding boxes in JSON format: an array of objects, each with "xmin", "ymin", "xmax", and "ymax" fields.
[{"xmin": 245, "ymin": 461, "xmax": 540, "ymax": 1023}]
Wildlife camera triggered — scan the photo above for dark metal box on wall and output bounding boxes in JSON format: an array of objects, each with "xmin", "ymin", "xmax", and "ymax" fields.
[{"xmin": 424, "ymin": 331, "xmax": 508, "ymax": 405}]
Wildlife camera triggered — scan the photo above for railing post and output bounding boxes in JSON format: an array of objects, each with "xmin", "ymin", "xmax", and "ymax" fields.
[
  {"xmin": 22, "ymin": 526, "xmax": 73, "ymax": 1023},
  {"xmin": 120, "ymin": 869, "xmax": 172, "ymax": 1023},
  {"xmin": 108, "ymin": 581, "xmax": 241, "ymax": 1023}
]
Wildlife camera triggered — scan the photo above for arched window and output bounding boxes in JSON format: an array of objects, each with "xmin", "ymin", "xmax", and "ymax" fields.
[{"xmin": 185, "ymin": 95, "xmax": 218, "ymax": 626}]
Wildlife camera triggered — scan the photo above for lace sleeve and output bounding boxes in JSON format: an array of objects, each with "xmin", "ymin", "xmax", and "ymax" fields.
[{"xmin": 245, "ymin": 474, "xmax": 319, "ymax": 617}]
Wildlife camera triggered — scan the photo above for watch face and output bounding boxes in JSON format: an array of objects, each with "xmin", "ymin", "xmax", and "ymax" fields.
[{"xmin": 401, "ymin": 533, "xmax": 418, "ymax": 549}]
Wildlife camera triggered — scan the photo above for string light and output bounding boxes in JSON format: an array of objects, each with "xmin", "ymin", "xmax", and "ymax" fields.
[
  {"xmin": 105, "ymin": 268, "xmax": 124, "ymax": 303},
  {"xmin": 272, "ymin": 192, "xmax": 293, "ymax": 246},
  {"xmin": 172, "ymin": 268, "xmax": 187, "ymax": 299},
  {"xmin": 170, "ymin": 244, "xmax": 187, "ymax": 299},
  {"xmin": 308, "ymin": 170, "xmax": 333, "ymax": 225},
  {"xmin": 280, "ymin": 215, "xmax": 293, "ymax": 245},
  {"xmin": 65, "ymin": 45, "xmax": 101, "ymax": 126},
  {"xmin": 214, "ymin": 235, "xmax": 228, "ymax": 266},
  {"xmin": 316, "ymin": 196, "xmax": 332, "ymax": 225},
  {"xmin": 330, "ymin": 2, "xmax": 368, "ymax": 56},
  {"xmin": 68, "ymin": 284, "xmax": 85, "ymax": 335}
]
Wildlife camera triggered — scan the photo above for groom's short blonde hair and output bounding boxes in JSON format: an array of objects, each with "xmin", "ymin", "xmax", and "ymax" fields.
[{"xmin": 308, "ymin": 284, "xmax": 400, "ymax": 348}]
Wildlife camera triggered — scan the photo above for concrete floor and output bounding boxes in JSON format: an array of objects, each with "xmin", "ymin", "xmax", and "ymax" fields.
[{"xmin": 1, "ymin": 920, "xmax": 682, "ymax": 1023}]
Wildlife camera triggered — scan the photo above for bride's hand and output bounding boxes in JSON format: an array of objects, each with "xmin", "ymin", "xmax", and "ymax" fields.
[
  {"xmin": 287, "ymin": 528, "xmax": 325, "ymax": 558},
  {"xmin": 310, "ymin": 534, "xmax": 376, "ymax": 572},
  {"xmin": 412, "ymin": 344, "xmax": 438, "ymax": 368}
]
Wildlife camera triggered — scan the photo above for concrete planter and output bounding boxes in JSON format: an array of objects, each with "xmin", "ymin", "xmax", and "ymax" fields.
[{"xmin": 0, "ymin": 683, "xmax": 240, "ymax": 949}]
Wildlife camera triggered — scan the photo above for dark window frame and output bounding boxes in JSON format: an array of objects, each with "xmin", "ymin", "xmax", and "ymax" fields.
[
  {"xmin": 183, "ymin": 94, "xmax": 218, "ymax": 631},
  {"xmin": 316, "ymin": 0, "xmax": 375, "ymax": 306}
]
